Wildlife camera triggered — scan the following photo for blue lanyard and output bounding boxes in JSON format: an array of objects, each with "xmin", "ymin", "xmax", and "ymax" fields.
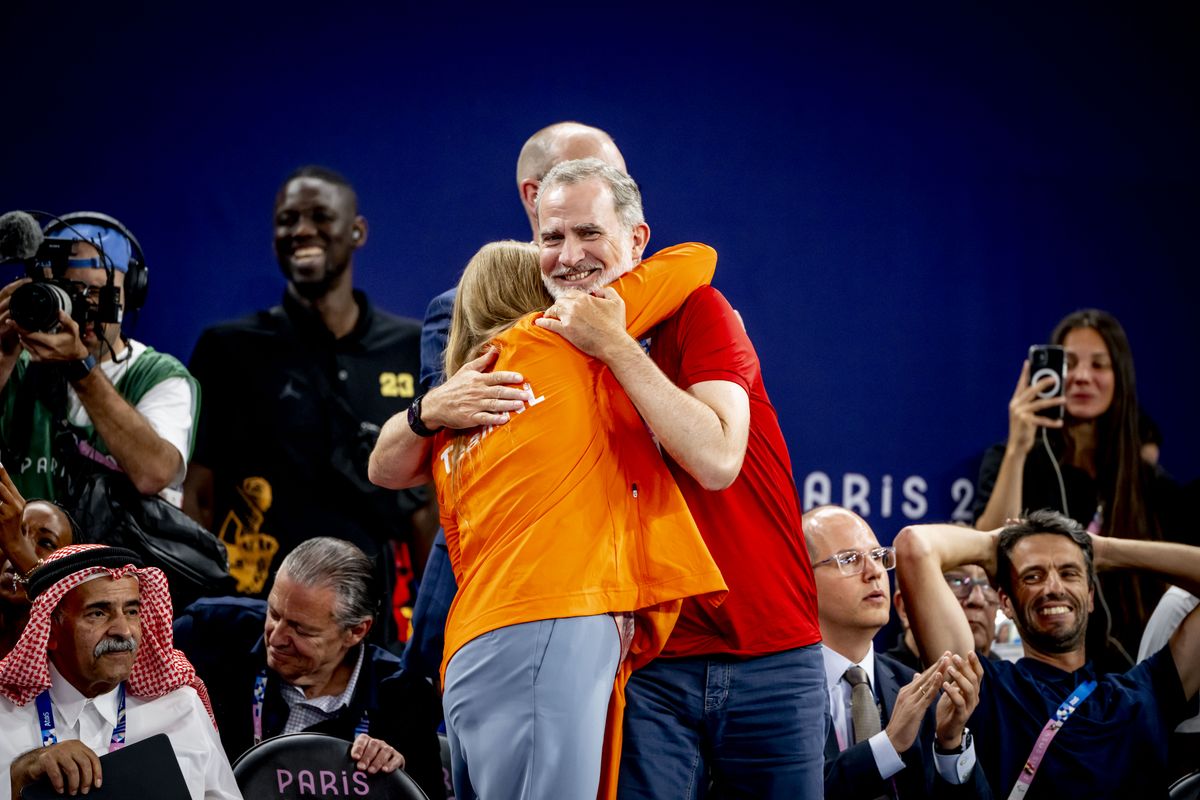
[
  {"xmin": 1056, "ymin": 679, "xmax": 1097, "ymax": 721},
  {"xmin": 252, "ymin": 669, "xmax": 369, "ymax": 745},
  {"xmin": 35, "ymin": 684, "xmax": 127, "ymax": 752},
  {"xmin": 1006, "ymin": 679, "xmax": 1097, "ymax": 800}
]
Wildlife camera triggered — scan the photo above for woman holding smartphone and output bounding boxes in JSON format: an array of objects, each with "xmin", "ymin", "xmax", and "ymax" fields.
[{"xmin": 972, "ymin": 308, "xmax": 1188, "ymax": 664}]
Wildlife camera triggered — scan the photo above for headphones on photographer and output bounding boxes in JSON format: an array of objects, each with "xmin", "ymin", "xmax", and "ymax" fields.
[{"xmin": 41, "ymin": 211, "xmax": 149, "ymax": 314}]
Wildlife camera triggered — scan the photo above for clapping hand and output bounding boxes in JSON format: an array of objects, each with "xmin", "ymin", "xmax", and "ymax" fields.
[{"xmin": 935, "ymin": 651, "xmax": 984, "ymax": 750}]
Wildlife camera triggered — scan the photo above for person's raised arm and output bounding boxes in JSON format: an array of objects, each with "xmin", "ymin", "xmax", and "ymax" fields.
[
  {"xmin": 975, "ymin": 360, "xmax": 1065, "ymax": 530},
  {"xmin": 0, "ymin": 467, "xmax": 35, "ymax": 575},
  {"xmin": 539, "ymin": 291, "xmax": 748, "ymax": 490},
  {"xmin": 368, "ymin": 409, "xmax": 435, "ymax": 490},
  {"xmin": 609, "ymin": 243, "xmax": 716, "ymax": 338},
  {"xmin": 894, "ymin": 524, "xmax": 994, "ymax": 663},
  {"xmin": 535, "ymin": 245, "xmax": 745, "ymax": 491},
  {"xmin": 576, "ymin": 319, "xmax": 748, "ymax": 491},
  {"xmin": 18, "ymin": 310, "xmax": 184, "ymax": 495},
  {"xmin": 368, "ymin": 348, "xmax": 530, "ymax": 489},
  {"xmin": 1092, "ymin": 535, "xmax": 1200, "ymax": 698},
  {"xmin": 69, "ymin": 368, "xmax": 185, "ymax": 496}
]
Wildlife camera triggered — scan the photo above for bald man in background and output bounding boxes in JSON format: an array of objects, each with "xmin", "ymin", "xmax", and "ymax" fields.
[
  {"xmin": 803, "ymin": 506, "xmax": 988, "ymax": 799},
  {"xmin": 402, "ymin": 122, "xmax": 627, "ymax": 681}
]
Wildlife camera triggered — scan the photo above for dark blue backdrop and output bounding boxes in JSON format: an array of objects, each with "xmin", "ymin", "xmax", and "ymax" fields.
[{"xmin": 3, "ymin": 2, "xmax": 1196, "ymax": 540}]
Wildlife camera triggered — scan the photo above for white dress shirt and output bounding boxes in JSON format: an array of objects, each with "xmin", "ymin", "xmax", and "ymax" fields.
[
  {"xmin": 823, "ymin": 643, "xmax": 907, "ymax": 779},
  {"xmin": 0, "ymin": 664, "xmax": 242, "ymax": 800}
]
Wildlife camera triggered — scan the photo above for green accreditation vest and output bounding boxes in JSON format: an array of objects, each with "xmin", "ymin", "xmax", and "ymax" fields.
[{"xmin": 0, "ymin": 346, "xmax": 199, "ymax": 502}]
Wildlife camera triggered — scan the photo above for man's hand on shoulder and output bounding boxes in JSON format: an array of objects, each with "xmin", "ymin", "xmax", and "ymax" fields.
[
  {"xmin": 349, "ymin": 733, "xmax": 405, "ymax": 774},
  {"xmin": 422, "ymin": 348, "xmax": 531, "ymax": 430},
  {"xmin": 534, "ymin": 287, "xmax": 630, "ymax": 361},
  {"xmin": 11, "ymin": 740, "xmax": 103, "ymax": 796}
]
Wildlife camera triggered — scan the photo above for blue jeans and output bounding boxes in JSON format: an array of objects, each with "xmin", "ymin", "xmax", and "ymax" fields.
[{"xmin": 618, "ymin": 643, "xmax": 826, "ymax": 799}]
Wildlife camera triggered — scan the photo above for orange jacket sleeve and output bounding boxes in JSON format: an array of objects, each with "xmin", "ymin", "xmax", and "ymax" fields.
[{"xmin": 612, "ymin": 242, "xmax": 717, "ymax": 339}]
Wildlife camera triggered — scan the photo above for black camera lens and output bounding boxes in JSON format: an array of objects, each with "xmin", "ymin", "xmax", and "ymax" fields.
[{"xmin": 9, "ymin": 282, "xmax": 74, "ymax": 332}]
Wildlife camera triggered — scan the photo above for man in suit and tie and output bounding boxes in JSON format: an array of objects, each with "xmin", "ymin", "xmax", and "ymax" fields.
[{"xmin": 803, "ymin": 506, "xmax": 991, "ymax": 799}]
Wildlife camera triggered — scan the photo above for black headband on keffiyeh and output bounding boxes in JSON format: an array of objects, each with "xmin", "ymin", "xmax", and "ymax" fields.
[{"xmin": 25, "ymin": 546, "xmax": 143, "ymax": 601}]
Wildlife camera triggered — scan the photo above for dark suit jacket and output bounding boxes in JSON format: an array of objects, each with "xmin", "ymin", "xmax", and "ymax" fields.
[
  {"xmin": 174, "ymin": 597, "xmax": 446, "ymax": 799},
  {"xmin": 824, "ymin": 652, "xmax": 992, "ymax": 799}
]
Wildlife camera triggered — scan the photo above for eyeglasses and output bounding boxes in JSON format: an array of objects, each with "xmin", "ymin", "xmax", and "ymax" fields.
[
  {"xmin": 944, "ymin": 574, "xmax": 998, "ymax": 601},
  {"xmin": 813, "ymin": 547, "xmax": 896, "ymax": 577}
]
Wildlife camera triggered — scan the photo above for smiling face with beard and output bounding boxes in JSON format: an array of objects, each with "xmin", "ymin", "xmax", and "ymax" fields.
[
  {"xmin": 536, "ymin": 178, "xmax": 648, "ymax": 299},
  {"xmin": 1000, "ymin": 534, "xmax": 1094, "ymax": 657},
  {"xmin": 273, "ymin": 177, "xmax": 364, "ymax": 300}
]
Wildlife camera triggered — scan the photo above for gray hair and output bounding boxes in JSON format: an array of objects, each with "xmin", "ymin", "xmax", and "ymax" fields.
[
  {"xmin": 537, "ymin": 157, "xmax": 645, "ymax": 230},
  {"xmin": 277, "ymin": 537, "xmax": 377, "ymax": 629}
]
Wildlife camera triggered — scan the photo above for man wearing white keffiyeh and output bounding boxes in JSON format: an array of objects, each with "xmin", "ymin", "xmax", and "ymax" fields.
[{"xmin": 0, "ymin": 544, "xmax": 240, "ymax": 800}]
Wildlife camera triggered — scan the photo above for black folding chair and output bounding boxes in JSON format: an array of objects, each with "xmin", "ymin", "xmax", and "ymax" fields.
[{"xmin": 233, "ymin": 732, "xmax": 428, "ymax": 799}]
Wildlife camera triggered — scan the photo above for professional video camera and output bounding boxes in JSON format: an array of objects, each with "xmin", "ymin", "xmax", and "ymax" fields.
[{"xmin": 0, "ymin": 210, "xmax": 123, "ymax": 333}]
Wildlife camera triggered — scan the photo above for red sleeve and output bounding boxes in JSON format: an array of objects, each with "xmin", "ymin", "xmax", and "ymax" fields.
[{"xmin": 658, "ymin": 286, "xmax": 756, "ymax": 394}]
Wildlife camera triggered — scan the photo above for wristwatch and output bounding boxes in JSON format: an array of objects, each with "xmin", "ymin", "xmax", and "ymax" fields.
[
  {"xmin": 62, "ymin": 355, "xmax": 97, "ymax": 383},
  {"xmin": 407, "ymin": 394, "xmax": 443, "ymax": 438},
  {"xmin": 934, "ymin": 727, "xmax": 971, "ymax": 755}
]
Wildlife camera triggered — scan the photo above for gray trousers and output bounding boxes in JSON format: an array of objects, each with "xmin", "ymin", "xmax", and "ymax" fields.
[{"xmin": 443, "ymin": 615, "xmax": 620, "ymax": 799}]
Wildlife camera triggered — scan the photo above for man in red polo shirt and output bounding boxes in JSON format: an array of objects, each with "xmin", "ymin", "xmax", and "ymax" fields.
[{"xmin": 532, "ymin": 160, "xmax": 823, "ymax": 799}]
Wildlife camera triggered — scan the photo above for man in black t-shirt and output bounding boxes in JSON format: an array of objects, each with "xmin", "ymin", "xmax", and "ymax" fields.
[{"xmin": 183, "ymin": 166, "xmax": 425, "ymax": 623}]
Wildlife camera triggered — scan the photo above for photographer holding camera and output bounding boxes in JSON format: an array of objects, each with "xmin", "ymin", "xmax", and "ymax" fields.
[{"xmin": 0, "ymin": 213, "xmax": 198, "ymax": 508}]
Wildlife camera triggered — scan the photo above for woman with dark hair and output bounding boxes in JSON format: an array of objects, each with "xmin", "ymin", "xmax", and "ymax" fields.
[{"xmin": 973, "ymin": 309, "xmax": 1188, "ymax": 664}]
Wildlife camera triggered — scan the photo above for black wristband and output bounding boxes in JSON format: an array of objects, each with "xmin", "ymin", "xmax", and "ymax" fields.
[
  {"xmin": 407, "ymin": 394, "xmax": 442, "ymax": 438},
  {"xmin": 61, "ymin": 355, "xmax": 97, "ymax": 383},
  {"xmin": 934, "ymin": 728, "xmax": 971, "ymax": 755}
]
